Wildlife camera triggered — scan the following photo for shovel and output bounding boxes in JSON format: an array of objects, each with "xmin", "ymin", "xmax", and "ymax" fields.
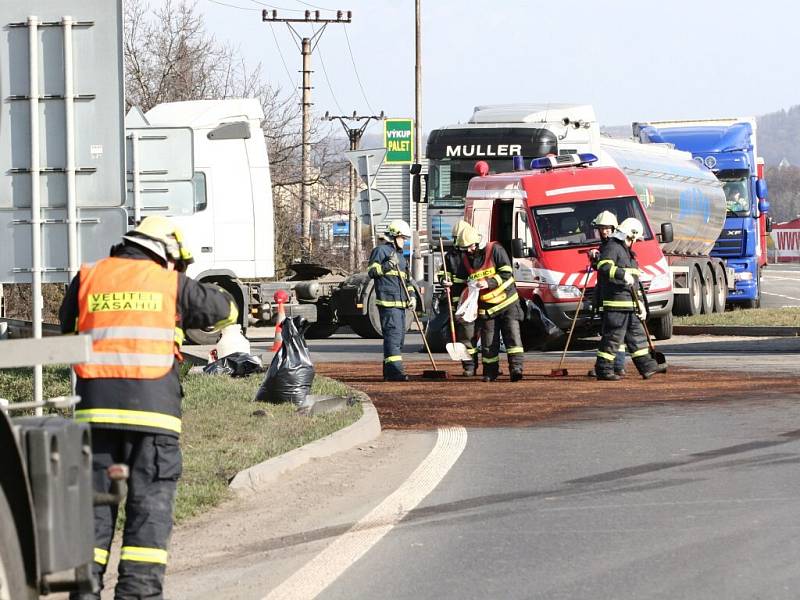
[
  {"xmin": 630, "ymin": 285, "xmax": 666, "ymax": 366},
  {"xmin": 549, "ymin": 264, "xmax": 592, "ymax": 377},
  {"xmin": 398, "ymin": 270, "xmax": 449, "ymax": 379},
  {"xmin": 439, "ymin": 238, "xmax": 471, "ymax": 362}
]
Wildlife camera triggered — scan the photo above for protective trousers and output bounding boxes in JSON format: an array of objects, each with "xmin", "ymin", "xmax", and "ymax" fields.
[
  {"xmin": 480, "ymin": 310, "xmax": 524, "ymax": 379},
  {"xmin": 380, "ymin": 306, "xmax": 407, "ymax": 380},
  {"xmin": 70, "ymin": 429, "xmax": 181, "ymax": 600},
  {"xmin": 455, "ymin": 319, "xmax": 479, "ymax": 373},
  {"xmin": 595, "ymin": 311, "xmax": 657, "ymax": 378}
]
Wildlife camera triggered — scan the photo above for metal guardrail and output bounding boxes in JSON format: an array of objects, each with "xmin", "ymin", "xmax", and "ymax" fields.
[{"xmin": 0, "ymin": 317, "xmax": 62, "ymax": 338}]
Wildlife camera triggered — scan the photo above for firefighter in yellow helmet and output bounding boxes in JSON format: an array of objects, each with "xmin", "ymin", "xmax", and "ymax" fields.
[
  {"xmin": 453, "ymin": 223, "xmax": 525, "ymax": 381},
  {"xmin": 367, "ymin": 219, "xmax": 414, "ymax": 381},
  {"xmin": 594, "ymin": 217, "xmax": 667, "ymax": 381},
  {"xmin": 60, "ymin": 215, "xmax": 238, "ymax": 599},
  {"xmin": 437, "ymin": 219, "xmax": 480, "ymax": 375},
  {"xmin": 587, "ymin": 210, "xmax": 627, "ymax": 378}
]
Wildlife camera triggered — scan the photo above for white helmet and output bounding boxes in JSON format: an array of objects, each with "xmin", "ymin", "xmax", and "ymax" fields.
[
  {"xmin": 384, "ymin": 219, "xmax": 412, "ymax": 240},
  {"xmin": 592, "ymin": 210, "xmax": 618, "ymax": 228},
  {"xmin": 614, "ymin": 217, "xmax": 645, "ymax": 242}
]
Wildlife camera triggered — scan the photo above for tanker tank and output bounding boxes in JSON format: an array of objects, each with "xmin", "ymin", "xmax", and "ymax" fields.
[{"xmin": 597, "ymin": 138, "xmax": 726, "ymax": 256}]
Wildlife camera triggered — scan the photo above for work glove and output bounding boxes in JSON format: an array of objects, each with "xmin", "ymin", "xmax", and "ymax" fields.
[
  {"xmin": 623, "ymin": 272, "xmax": 635, "ymax": 287},
  {"xmin": 635, "ymin": 297, "xmax": 647, "ymax": 320},
  {"xmin": 474, "ymin": 279, "xmax": 489, "ymax": 290},
  {"xmin": 384, "ymin": 259, "xmax": 398, "ymax": 273},
  {"xmin": 588, "ymin": 248, "xmax": 600, "ymax": 260},
  {"xmin": 441, "ymin": 279, "xmax": 453, "ymax": 288}
]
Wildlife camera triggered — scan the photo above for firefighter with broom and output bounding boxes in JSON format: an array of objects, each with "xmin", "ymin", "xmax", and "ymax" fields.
[
  {"xmin": 587, "ymin": 210, "xmax": 627, "ymax": 378},
  {"xmin": 438, "ymin": 219, "xmax": 480, "ymax": 376},
  {"xmin": 367, "ymin": 219, "xmax": 414, "ymax": 382},
  {"xmin": 454, "ymin": 223, "xmax": 525, "ymax": 382},
  {"xmin": 594, "ymin": 217, "xmax": 668, "ymax": 381}
]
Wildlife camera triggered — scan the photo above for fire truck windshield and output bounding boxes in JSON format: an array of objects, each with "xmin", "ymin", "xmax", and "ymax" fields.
[{"xmin": 533, "ymin": 196, "xmax": 652, "ymax": 250}]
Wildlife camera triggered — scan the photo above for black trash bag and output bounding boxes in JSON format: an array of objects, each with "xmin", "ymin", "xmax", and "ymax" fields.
[
  {"xmin": 202, "ymin": 352, "xmax": 263, "ymax": 377},
  {"xmin": 255, "ymin": 316, "xmax": 315, "ymax": 405}
]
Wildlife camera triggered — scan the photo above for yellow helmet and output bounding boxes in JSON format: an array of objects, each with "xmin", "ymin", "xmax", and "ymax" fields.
[
  {"xmin": 592, "ymin": 210, "xmax": 618, "ymax": 228},
  {"xmin": 450, "ymin": 219, "xmax": 469, "ymax": 242},
  {"xmin": 455, "ymin": 223, "xmax": 481, "ymax": 249},
  {"xmin": 384, "ymin": 219, "xmax": 412, "ymax": 240},
  {"xmin": 123, "ymin": 215, "xmax": 194, "ymax": 271}
]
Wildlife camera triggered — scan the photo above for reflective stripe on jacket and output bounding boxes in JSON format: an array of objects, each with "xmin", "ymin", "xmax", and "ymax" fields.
[
  {"xmin": 596, "ymin": 237, "xmax": 640, "ymax": 312},
  {"xmin": 76, "ymin": 257, "xmax": 179, "ymax": 379},
  {"xmin": 461, "ymin": 242, "xmax": 520, "ymax": 317},
  {"xmin": 367, "ymin": 242, "xmax": 412, "ymax": 308}
]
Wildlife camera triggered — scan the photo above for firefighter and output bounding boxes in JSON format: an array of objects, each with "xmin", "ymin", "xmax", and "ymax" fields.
[
  {"xmin": 594, "ymin": 217, "xmax": 667, "ymax": 381},
  {"xmin": 437, "ymin": 219, "xmax": 479, "ymax": 376},
  {"xmin": 60, "ymin": 216, "xmax": 238, "ymax": 600},
  {"xmin": 367, "ymin": 219, "xmax": 414, "ymax": 382},
  {"xmin": 587, "ymin": 210, "xmax": 627, "ymax": 378},
  {"xmin": 454, "ymin": 224, "xmax": 525, "ymax": 382}
]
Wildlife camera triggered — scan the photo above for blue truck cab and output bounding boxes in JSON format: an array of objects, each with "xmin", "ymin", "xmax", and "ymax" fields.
[{"xmin": 633, "ymin": 119, "xmax": 770, "ymax": 307}]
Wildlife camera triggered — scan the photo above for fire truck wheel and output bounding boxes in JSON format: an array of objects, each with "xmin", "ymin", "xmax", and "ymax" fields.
[{"xmin": 0, "ymin": 486, "xmax": 36, "ymax": 600}]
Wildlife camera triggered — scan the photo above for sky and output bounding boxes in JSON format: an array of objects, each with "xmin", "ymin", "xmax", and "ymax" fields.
[{"xmin": 180, "ymin": 0, "xmax": 799, "ymax": 135}]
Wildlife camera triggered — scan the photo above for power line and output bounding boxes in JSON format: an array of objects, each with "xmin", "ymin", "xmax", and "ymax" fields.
[
  {"xmin": 206, "ymin": 0, "xmax": 261, "ymax": 11},
  {"xmin": 267, "ymin": 22, "xmax": 300, "ymax": 100},
  {"xmin": 313, "ymin": 26, "xmax": 344, "ymax": 114},
  {"xmin": 247, "ymin": 0, "xmax": 305, "ymax": 12},
  {"xmin": 342, "ymin": 25, "xmax": 375, "ymax": 115}
]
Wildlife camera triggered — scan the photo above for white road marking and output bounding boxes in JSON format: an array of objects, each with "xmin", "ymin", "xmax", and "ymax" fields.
[
  {"xmin": 262, "ymin": 426, "xmax": 468, "ymax": 600},
  {"xmin": 761, "ymin": 291, "xmax": 800, "ymax": 302}
]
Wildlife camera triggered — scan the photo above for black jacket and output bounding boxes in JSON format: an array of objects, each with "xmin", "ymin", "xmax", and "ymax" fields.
[
  {"xmin": 59, "ymin": 244, "xmax": 235, "ymax": 437},
  {"xmin": 367, "ymin": 242, "xmax": 411, "ymax": 308},
  {"xmin": 437, "ymin": 248, "xmax": 466, "ymax": 308},
  {"xmin": 596, "ymin": 237, "xmax": 640, "ymax": 312}
]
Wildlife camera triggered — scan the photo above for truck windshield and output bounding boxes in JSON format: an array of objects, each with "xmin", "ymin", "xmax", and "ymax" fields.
[
  {"xmin": 719, "ymin": 174, "xmax": 751, "ymax": 217},
  {"xmin": 429, "ymin": 158, "xmax": 516, "ymax": 208},
  {"xmin": 533, "ymin": 196, "xmax": 652, "ymax": 250}
]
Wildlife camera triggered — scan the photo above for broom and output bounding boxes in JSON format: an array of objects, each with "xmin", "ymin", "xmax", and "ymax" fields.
[
  {"xmin": 549, "ymin": 265, "xmax": 592, "ymax": 377},
  {"xmin": 398, "ymin": 270, "xmax": 448, "ymax": 379}
]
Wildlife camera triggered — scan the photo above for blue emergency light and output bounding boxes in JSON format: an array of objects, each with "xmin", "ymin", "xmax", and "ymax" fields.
[{"xmin": 529, "ymin": 153, "xmax": 598, "ymax": 170}]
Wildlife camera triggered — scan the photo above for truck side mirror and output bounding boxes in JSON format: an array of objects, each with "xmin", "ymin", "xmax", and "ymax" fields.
[
  {"xmin": 756, "ymin": 179, "xmax": 768, "ymax": 200},
  {"xmin": 766, "ymin": 215, "xmax": 774, "ymax": 233},
  {"xmin": 511, "ymin": 238, "xmax": 526, "ymax": 258},
  {"xmin": 410, "ymin": 163, "xmax": 427, "ymax": 204},
  {"xmin": 659, "ymin": 222, "xmax": 674, "ymax": 244},
  {"xmin": 758, "ymin": 199, "xmax": 770, "ymax": 214}
]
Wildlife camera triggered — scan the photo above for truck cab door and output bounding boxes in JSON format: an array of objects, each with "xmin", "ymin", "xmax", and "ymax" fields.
[{"xmin": 511, "ymin": 201, "xmax": 536, "ymax": 285}]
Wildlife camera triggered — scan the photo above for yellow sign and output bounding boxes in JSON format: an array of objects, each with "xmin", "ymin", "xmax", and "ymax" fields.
[{"xmin": 88, "ymin": 291, "xmax": 163, "ymax": 312}]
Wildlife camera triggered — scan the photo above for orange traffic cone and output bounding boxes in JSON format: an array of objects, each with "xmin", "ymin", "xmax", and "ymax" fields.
[{"xmin": 271, "ymin": 299, "xmax": 286, "ymax": 352}]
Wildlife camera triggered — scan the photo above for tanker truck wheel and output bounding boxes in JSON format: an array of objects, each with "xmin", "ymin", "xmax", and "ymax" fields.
[
  {"xmin": 712, "ymin": 263, "xmax": 727, "ymax": 313},
  {"xmin": 0, "ymin": 487, "xmax": 36, "ymax": 600},
  {"xmin": 700, "ymin": 263, "xmax": 715, "ymax": 314},
  {"xmin": 675, "ymin": 265, "xmax": 703, "ymax": 316}
]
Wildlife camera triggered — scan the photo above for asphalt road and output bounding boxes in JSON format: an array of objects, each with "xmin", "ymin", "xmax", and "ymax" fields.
[
  {"xmin": 762, "ymin": 263, "xmax": 800, "ymax": 308},
  {"xmin": 172, "ymin": 271, "xmax": 800, "ymax": 600},
  {"xmin": 319, "ymin": 397, "xmax": 800, "ymax": 600}
]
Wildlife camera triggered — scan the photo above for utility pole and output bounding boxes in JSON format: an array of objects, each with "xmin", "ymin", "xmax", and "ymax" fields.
[
  {"xmin": 325, "ymin": 110, "xmax": 384, "ymax": 270},
  {"xmin": 263, "ymin": 9, "xmax": 352, "ymax": 259},
  {"xmin": 413, "ymin": 0, "xmax": 424, "ymax": 280}
]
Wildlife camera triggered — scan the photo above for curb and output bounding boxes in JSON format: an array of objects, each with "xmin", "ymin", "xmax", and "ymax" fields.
[
  {"xmin": 229, "ymin": 394, "xmax": 382, "ymax": 494},
  {"xmin": 674, "ymin": 325, "xmax": 800, "ymax": 337}
]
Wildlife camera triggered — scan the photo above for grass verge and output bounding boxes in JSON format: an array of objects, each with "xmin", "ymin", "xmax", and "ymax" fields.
[
  {"xmin": 0, "ymin": 366, "xmax": 363, "ymax": 523},
  {"xmin": 675, "ymin": 307, "xmax": 800, "ymax": 327}
]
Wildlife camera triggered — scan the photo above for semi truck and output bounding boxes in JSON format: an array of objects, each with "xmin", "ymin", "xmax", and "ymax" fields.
[
  {"xmin": 419, "ymin": 104, "xmax": 731, "ymax": 347},
  {"xmin": 633, "ymin": 117, "xmax": 771, "ymax": 309}
]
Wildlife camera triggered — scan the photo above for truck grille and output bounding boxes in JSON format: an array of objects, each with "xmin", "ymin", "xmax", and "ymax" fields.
[{"xmin": 713, "ymin": 229, "xmax": 744, "ymax": 257}]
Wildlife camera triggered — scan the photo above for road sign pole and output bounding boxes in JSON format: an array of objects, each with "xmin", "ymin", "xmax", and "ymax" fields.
[
  {"xmin": 364, "ymin": 154, "xmax": 376, "ymax": 249},
  {"xmin": 28, "ymin": 16, "xmax": 43, "ymax": 413}
]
